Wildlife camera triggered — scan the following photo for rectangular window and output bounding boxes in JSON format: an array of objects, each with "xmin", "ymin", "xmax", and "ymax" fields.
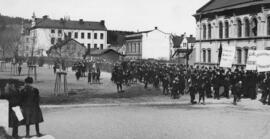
[
  {"xmin": 100, "ymin": 44, "xmax": 104, "ymax": 50},
  {"xmin": 51, "ymin": 38, "xmax": 55, "ymax": 44},
  {"xmin": 51, "ymin": 29, "xmax": 55, "ymax": 33},
  {"xmin": 244, "ymin": 49, "xmax": 248, "ymax": 64},
  {"xmin": 138, "ymin": 43, "xmax": 141, "ymax": 53},
  {"xmin": 237, "ymin": 49, "xmax": 242, "ymax": 64},
  {"xmin": 58, "ymin": 30, "xmax": 62, "ymax": 35},
  {"xmin": 68, "ymin": 32, "xmax": 72, "ymax": 38},
  {"xmin": 130, "ymin": 44, "xmax": 133, "ymax": 53},
  {"xmin": 87, "ymin": 44, "xmax": 91, "ymax": 49},
  {"xmin": 81, "ymin": 32, "xmax": 84, "ymax": 39},
  {"xmin": 74, "ymin": 32, "xmax": 78, "ymax": 38},
  {"xmin": 203, "ymin": 50, "xmax": 206, "ymax": 63},
  {"xmin": 208, "ymin": 49, "xmax": 211, "ymax": 63},
  {"xmin": 126, "ymin": 44, "xmax": 129, "ymax": 53},
  {"xmin": 81, "ymin": 43, "xmax": 84, "ymax": 46},
  {"xmin": 100, "ymin": 33, "xmax": 104, "ymax": 39},
  {"xmin": 94, "ymin": 44, "xmax": 97, "ymax": 49},
  {"xmin": 88, "ymin": 33, "xmax": 91, "ymax": 39},
  {"xmin": 267, "ymin": 17, "xmax": 270, "ymax": 35},
  {"xmin": 94, "ymin": 33, "xmax": 97, "ymax": 39}
]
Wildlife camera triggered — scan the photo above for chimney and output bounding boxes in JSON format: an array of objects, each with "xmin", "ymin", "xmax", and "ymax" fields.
[
  {"xmin": 79, "ymin": 19, "xmax": 84, "ymax": 24},
  {"xmin": 100, "ymin": 20, "xmax": 105, "ymax": 26},
  {"xmin": 60, "ymin": 18, "xmax": 64, "ymax": 24},
  {"xmin": 154, "ymin": 27, "xmax": 158, "ymax": 30},
  {"xmin": 42, "ymin": 15, "xmax": 49, "ymax": 19}
]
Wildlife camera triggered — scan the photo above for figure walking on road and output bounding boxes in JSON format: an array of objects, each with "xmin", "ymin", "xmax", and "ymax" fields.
[{"xmin": 21, "ymin": 77, "xmax": 44, "ymax": 138}]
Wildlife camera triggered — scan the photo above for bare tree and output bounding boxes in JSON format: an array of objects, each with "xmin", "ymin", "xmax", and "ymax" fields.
[{"xmin": 0, "ymin": 25, "xmax": 22, "ymax": 60}]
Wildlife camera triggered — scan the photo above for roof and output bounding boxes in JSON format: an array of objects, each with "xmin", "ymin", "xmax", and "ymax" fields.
[
  {"xmin": 107, "ymin": 30, "xmax": 135, "ymax": 45},
  {"xmin": 172, "ymin": 35, "xmax": 196, "ymax": 48},
  {"xmin": 47, "ymin": 38, "xmax": 85, "ymax": 54},
  {"xmin": 125, "ymin": 28, "xmax": 170, "ymax": 40},
  {"xmin": 108, "ymin": 44, "xmax": 123, "ymax": 51},
  {"xmin": 196, "ymin": 0, "xmax": 270, "ymax": 13},
  {"xmin": 89, "ymin": 49, "xmax": 124, "ymax": 56},
  {"xmin": 32, "ymin": 18, "xmax": 107, "ymax": 31}
]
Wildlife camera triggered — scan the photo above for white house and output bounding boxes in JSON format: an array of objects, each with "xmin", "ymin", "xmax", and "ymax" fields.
[
  {"xmin": 30, "ymin": 14, "xmax": 107, "ymax": 56},
  {"xmin": 125, "ymin": 27, "xmax": 173, "ymax": 60}
]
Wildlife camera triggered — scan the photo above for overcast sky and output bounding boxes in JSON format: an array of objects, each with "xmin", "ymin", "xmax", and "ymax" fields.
[{"xmin": 0, "ymin": 0, "xmax": 209, "ymax": 35}]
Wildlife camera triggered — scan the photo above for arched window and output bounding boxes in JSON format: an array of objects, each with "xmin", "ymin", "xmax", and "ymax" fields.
[
  {"xmin": 237, "ymin": 49, "xmax": 242, "ymax": 64},
  {"xmin": 225, "ymin": 21, "xmax": 229, "ymax": 38},
  {"xmin": 208, "ymin": 23, "xmax": 211, "ymax": 39},
  {"xmin": 251, "ymin": 18, "xmax": 258, "ymax": 36},
  {"xmin": 237, "ymin": 19, "xmax": 242, "ymax": 37},
  {"xmin": 203, "ymin": 24, "xmax": 207, "ymax": 39},
  {"xmin": 267, "ymin": 16, "xmax": 270, "ymax": 35},
  {"xmin": 245, "ymin": 18, "xmax": 250, "ymax": 37},
  {"xmin": 219, "ymin": 22, "xmax": 223, "ymax": 39},
  {"xmin": 208, "ymin": 49, "xmax": 211, "ymax": 63},
  {"xmin": 244, "ymin": 48, "xmax": 248, "ymax": 64},
  {"xmin": 203, "ymin": 49, "xmax": 206, "ymax": 63}
]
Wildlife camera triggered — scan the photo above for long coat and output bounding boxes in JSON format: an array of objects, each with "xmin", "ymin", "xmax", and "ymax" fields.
[
  {"xmin": 20, "ymin": 86, "xmax": 44, "ymax": 125},
  {"xmin": 0, "ymin": 89, "xmax": 22, "ymax": 127}
]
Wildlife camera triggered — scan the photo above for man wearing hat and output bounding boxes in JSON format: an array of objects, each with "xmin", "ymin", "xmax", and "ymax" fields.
[{"xmin": 20, "ymin": 77, "xmax": 44, "ymax": 138}]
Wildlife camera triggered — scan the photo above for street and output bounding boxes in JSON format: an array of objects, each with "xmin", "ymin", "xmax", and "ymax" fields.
[{"xmin": 15, "ymin": 103, "xmax": 270, "ymax": 139}]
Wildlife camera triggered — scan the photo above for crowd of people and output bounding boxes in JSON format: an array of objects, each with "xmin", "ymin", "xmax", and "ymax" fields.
[
  {"xmin": 72, "ymin": 61, "xmax": 101, "ymax": 83},
  {"xmin": 0, "ymin": 77, "xmax": 44, "ymax": 138},
  {"xmin": 111, "ymin": 61, "xmax": 270, "ymax": 105}
]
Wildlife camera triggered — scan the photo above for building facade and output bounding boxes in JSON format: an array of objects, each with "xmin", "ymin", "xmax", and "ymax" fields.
[
  {"xmin": 19, "ymin": 24, "xmax": 32, "ymax": 57},
  {"xmin": 171, "ymin": 34, "xmax": 196, "ymax": 65},
  {"xmin": 46, "ymin": 39, "xmax": 86, "ymax": 59},
  {"xmin": 124, "ymin": 27, "xmax": 172, "ymax": 60},
  {"xmin": 30, "ymin": 14, "xmax": 107, "ymax": 56},
  {"xmin": 194, "ymin": 0, "xmax": 270, "ymax": 66}
]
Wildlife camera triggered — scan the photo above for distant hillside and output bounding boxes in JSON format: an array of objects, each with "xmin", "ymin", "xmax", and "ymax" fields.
[{"xmin": 0, "ymin": 14, "xmax": 31, "ymax": 29}]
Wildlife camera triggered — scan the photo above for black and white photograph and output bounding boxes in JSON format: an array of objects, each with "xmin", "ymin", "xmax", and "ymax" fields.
[{"xmin": 1, "ymin": 0, "xmax": 270, "ymax": 138}]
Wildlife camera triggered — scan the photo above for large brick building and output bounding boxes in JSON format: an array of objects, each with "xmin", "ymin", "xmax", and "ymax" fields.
[{"xmin": 194, "ymin": 0, "xmax": 270, "ymax": 66}]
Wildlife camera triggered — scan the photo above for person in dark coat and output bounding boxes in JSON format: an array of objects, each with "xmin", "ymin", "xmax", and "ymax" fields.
[
  {"xmin": 75, "ymin": 70, "xmax": 81, "ymax": 81},
  {"xmin": 233, "ymin": 81, "xmax": 243, "ymax": 105},
  {"xmin": 0, "ymin": 82, "xmax": 22, "ymax": 138},
  {"xmin": 198, "ymin": 75, "xmax": 206, "ymax": 104},
  {"xmin": 96, "ymin": 67, "xmax": 101, "ymax": 83},
  {"xmin": 188, "ymin": 77, "xmax": 197, "ymax": 104},
  {"xmin": 162, "ymin": 74, "xmax": 169, "ymax": 95},
  {"xmin": 18, "ymin": 65, "xmax": 22, "ymax": 76},
  {"xmin": 88, "ymin": 69, "xmax": 92, "ymax": 84},
  {"xmin": 171, "ymin": 77, "xmax": 179, "ymax": 99},
  {"xmin": 20, "ymin": 77, "xmax": 44, "ymax": 138}
]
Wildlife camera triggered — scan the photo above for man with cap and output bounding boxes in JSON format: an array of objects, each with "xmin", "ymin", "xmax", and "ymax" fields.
[{"xmin": 20, "ymin": 77, "xmax": 44, "ymax": 138}]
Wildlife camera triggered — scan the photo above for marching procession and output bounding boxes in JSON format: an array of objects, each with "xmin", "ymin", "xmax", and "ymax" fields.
[{"xmin": 111, "ymin": 60, "xmax": 270, "ymax": 105}]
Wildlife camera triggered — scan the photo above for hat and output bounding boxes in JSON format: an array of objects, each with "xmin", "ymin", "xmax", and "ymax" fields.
[{"xmin": 25, "ymin": 77, "xmax": 33, "ymax": 84}]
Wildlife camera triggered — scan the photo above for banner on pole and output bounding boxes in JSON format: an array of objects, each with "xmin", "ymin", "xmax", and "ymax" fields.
[
  {"xmin": 219, "ymin": 46, "xmax": 236, "ymax": 68},
  {"xmin": 246, "ymin": 50, "xmax": 256, "ymax": 70},
  {"xmin": 256, "ymin": 50, "xmax": 270, "ymax": 72}
]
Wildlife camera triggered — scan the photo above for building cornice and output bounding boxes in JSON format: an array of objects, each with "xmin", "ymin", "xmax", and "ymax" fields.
[{"xmin": 196, "ymin": 36, "xmax": 270, "ymax": 42}]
